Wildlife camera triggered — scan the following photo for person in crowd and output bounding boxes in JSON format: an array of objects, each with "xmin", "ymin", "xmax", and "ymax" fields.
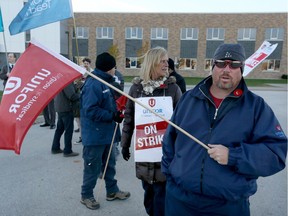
[
  {"xmin": 125, "ymin": 58, "xmax": 131, "ymax": 68},
  {"xmin": 74, "ymin": 57, "xmax": 93, "ymax": 143},
  {"xmin": 161, "ymin": 43, "xmax": 287, "ymax": 216},
  {"xmin": 121, "ymin": 47, "xmax": 182, "ymax": 216},
  {"xmin": 0, "ymin": 53, "xmax": 17, "ymax": 87},
  {"xmin": 168, "ymin": 58, "xmax": 186, "ymax": 93},
  {"xmin": 80, "ymin": 52, "xmax": 130, "ymax": 210},
  {"xmin": 82, "ymin": 57, "xmax": 94, "ymax": 76},
  {"xmin": 40, "ymin": 99, "xmax": 56, "ymax": 129},
  {"xmin": 51, "ymin": 82, "xmax": 80, "ymax": 157}
]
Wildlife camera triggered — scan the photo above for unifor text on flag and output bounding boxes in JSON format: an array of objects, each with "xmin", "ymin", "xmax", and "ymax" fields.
[{"xmin": 0, "ymin": 39, "xmax": 85, "ymax": 154}]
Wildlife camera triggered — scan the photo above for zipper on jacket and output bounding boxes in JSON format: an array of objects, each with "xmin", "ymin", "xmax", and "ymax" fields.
[
  {"xmin": 200, "ymin": 158, "xmax": 205, "ymax": 193},
  {"xmin": 213, "ymin": 108, "xmax": 218, "ymax": 120}
]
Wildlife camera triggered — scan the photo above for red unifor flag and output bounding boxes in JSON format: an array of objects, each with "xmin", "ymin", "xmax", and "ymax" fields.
[{"xmin": 0, "ymin": 39, "xmax": 86, "ymax": 154}]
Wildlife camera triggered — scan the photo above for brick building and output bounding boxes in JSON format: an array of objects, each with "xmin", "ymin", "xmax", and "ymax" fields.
[{"xmin": 68, "ymin": 12, "xmax": 287, "ymax": 79}]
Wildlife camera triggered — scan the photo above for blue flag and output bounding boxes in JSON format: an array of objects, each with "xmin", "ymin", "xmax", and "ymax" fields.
[
  {"xmin": 9, "ymin": 0, "xmax": 73, "ymax": 35},
  {"xmin": 0, "ymin": 7, "xmax": 4, "ymax": 32}
]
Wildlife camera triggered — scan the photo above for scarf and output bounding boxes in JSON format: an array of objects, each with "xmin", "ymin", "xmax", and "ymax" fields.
[{"xmin": 141, "ymin": 77, "xmax": 167, "ymax": 95}]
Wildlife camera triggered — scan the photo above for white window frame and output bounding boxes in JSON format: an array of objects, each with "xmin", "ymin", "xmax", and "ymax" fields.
[
  {"xmin": 181, "ymin": 28, "xmax": 198, "ymax": 40},
  {"xmin": 262, "ymin": 59, "xmax": 281, "ymax": 72},
  {"xmin": 75, "ymin": 27, "xmax": 89, "ymax": 39},
  {"xmin": 125, "ymin": 27, "xmax": 143, "ymax": 39},
  {"xmin": 96, "ymin": 27, "xmax": 114, "ymax": 39},
  {"xmin": 178, "ymin": 58, "xmax": 197, "ymax": 70},
  {"xmin": 206, "ymin": 28, "xmax": 225, "ymax": 40},
  {"xmin": 204, "ymin": 59, "xmax": 213, "ymax": 71},
  {"xmin": 265, "ymin": 28, "xmax": 284, "ymax": 40},
  {"xmin": 151, "ymin": 28, "xmax": 168, "ymax": 40},
  {"xmin": 238, "ymin": 28, "xmax": 256, "ymax": 40},
  {"xmin": 126, "ymin": 57, "xmax": 141, "ymax": 69}
]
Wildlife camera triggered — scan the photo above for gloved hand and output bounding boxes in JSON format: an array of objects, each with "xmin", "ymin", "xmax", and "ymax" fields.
[
  {"xmin": 113, "ymin": 111, "xmax": 124, "ymax": 123},
  {"xmin": 121, "ymin": 147, "xmax": 130, "ymax": 161}
]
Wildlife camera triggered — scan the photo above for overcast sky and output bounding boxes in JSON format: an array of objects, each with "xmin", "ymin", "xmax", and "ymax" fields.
[{"xmin": 71, "ymin": 0, "xmax": 288, "ymax": 13}]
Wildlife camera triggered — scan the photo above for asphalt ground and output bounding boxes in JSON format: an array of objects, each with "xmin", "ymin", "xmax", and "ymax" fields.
[{"xmin": 0, "ymin": 84, "xmax": 287, "ymax": 216}]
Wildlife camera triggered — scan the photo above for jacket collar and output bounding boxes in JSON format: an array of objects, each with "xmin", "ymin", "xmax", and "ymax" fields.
[
  {"xmin": 195, "ymin": 75, "xmax": 248, "ymax": 99},
  {"xmin": 93, "ymin": 69, "xmax": 114, "ymax": 83}
]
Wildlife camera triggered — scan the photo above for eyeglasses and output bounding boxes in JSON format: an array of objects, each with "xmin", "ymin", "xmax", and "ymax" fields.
[{"xmin": 214, "ymin": 60, "xmax": 242, "ymax": 69}]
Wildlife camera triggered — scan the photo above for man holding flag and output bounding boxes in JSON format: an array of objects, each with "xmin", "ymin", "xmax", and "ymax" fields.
[{"xmin": 161, "ymin": 43, "xmax": 287, "ymax": 216}]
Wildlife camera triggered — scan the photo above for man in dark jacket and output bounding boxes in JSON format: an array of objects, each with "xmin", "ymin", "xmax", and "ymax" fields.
[
  {"xmin": 162, "ymin": 43, "xmax": 287, "ymax": 216},
  {"xmin": 168, "ymin": 58, "xmax": 186, "ymax": 93},
  {"xmin": 80, "ymin": 52, "xmax": 130, "ymax": 210},
  {"xmin": 0, "ymin": 53, "xmax": 17, "ymax": 87},
  {"xmin": 51, "ymin": 82, "xmax": 80, "ymax": 157}
]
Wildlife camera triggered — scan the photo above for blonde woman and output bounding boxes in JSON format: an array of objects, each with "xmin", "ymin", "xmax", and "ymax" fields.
[{"xmin": 121, "ymin": 47, "xmax": 182, "ymax": 216}]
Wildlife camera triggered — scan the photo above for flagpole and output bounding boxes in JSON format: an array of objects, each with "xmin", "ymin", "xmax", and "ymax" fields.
[
  {"xmin": 96, "ymin": 123, "xmax": 119, "ymax": 202},
  {"xmin": 72, "ymin": 18, "xmax": 80, "ymax": 64},
  {"xmin": 86, "ymin": 71, "xmax": 210, "ymax": 150}
]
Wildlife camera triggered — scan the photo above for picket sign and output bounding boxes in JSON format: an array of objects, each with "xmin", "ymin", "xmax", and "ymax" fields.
[
  {"xmin": 243, "ymin": 41, "xmax": 278, "ymax": 77},
  {"xmin": 134, "ymin": 97, "xmax": 173, "ymax": 162}
]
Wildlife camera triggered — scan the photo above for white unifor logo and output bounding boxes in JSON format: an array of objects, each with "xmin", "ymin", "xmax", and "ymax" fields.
[{"xmin": 3, "ymin": 77, "xmax": 22, "ymax": 95}]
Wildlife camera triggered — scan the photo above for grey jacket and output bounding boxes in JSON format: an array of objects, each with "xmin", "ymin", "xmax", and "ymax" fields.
[{"xmin": 54, "ymin": 83, "xmax": 80, "ymax": 113}]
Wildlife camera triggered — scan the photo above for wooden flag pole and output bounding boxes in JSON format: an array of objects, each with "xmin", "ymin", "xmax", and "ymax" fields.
[{"xmin": 86, "ymin": 71, "xmax": 209, "ymax": 150}]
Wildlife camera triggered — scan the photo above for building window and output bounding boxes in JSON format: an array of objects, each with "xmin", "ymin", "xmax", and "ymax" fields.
[
  {"xmin": 181, "ymin": 28, "xmax": 198, "ymax": 40},
  {"xmin": 261, "ymin": 59, "xmax": 280, "ymax": 71},
  {"xmin": 151, "ymin": 28, "xmax": 168, "ymax": 40},
  {"xmin": 126, "ymin": 57, "xmax": 141, "ymax": 68},
  {"xmin": 265, "ymin": 28, "xmax": 284, "ymax": 40},
  {"xmin": 126, "ymin": 27, "xmax": 143, "ymax": 39},
  {"xmin": 74, "ymin": 27, "xmax": 89, "ymax": 39},
  {"xmin": 204, "ymin": 59, "xmax": 213, "ymax": 71},
  {"xmin": 206, "ymin": 28, "xmax": 225, "ymax": 40},
  {"xmin": 238, "ymin": 28, "xmax": 256, "ymax": 40},
  {"xmin": 178, "ymin": 58, "xmax": 197, "ymax": 70},
  {"xmin": 96, "ymin": 27, "xmax": 114, "ymax": 39}
]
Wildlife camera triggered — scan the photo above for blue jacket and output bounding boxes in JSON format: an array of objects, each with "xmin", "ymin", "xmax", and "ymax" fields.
[
  {"xmin": 162, "ymin": 76, "xmax": 287, "ymax": 201},
  {"xmin": 80, "ymin": 69, "xmax": 120, "ymax": 146}
]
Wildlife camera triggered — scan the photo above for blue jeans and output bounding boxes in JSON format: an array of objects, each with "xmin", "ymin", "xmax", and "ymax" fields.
[
  {"xmin": 51, "ymin": 111, "xmax": 74, "ymax": 154},
  {"xmin": 81, "ymin": 145, "xmax": 119, "ymax": 199},
  {"xmin": 142, "ymin": 180, "xmax": 166, "ymax": 216},
  {"xmin": 165, "ymin": 180, "xmax": 250, "ymax": 216}
]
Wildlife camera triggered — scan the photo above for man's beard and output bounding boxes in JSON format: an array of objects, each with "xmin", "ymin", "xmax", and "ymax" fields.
[{"xmin": 216, "ymin": 80, "xmax": 233, "ymax": 90}]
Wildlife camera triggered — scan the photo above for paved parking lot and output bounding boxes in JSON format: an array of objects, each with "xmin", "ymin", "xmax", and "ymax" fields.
[{"xmin": 0, "ymin": 84, "xmax": 287, "ymax": 216}]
